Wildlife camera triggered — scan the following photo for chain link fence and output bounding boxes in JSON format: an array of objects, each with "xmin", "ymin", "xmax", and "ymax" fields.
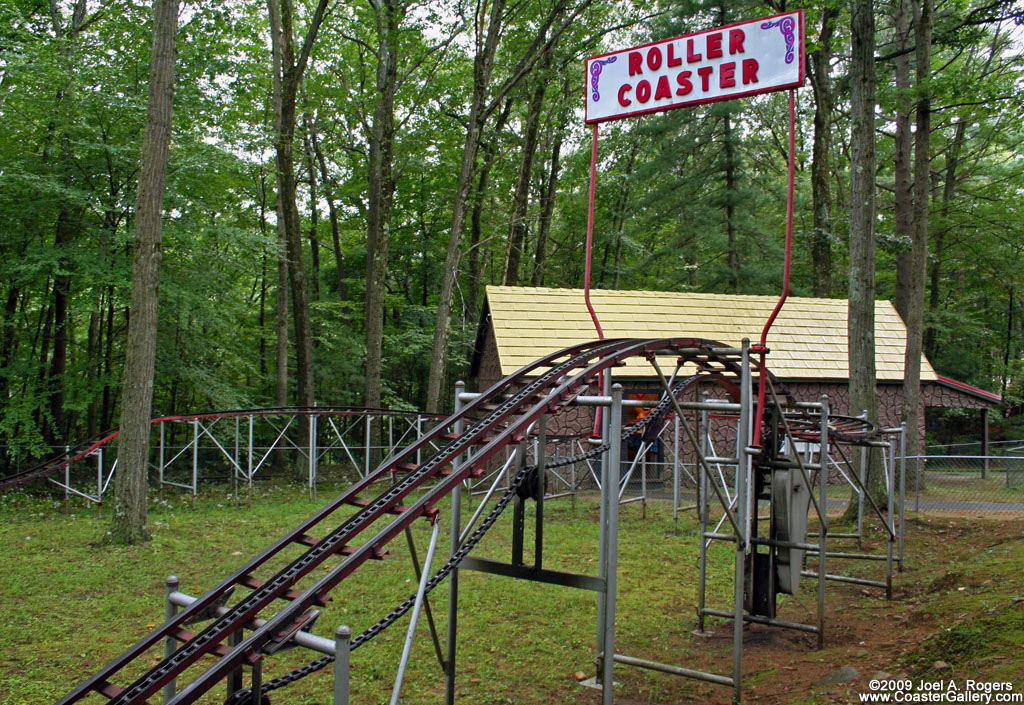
[{"xmin": 907, "ymin": 440, "xmax": 1024, "ymax": 514}]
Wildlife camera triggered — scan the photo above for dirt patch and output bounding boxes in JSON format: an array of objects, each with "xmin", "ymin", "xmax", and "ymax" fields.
[{"xmin": 675, "ymin": 515, "xmax": 1024, "ymax": 704}]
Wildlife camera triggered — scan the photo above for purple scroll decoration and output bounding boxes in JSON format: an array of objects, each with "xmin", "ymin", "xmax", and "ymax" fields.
[
  {"xmin": 590, "ymin": 56, "xmax": 617, "ymax": 102},
  {"xmin": 761, "ymin": 16, "xmax": 796, "ymax": 64}
]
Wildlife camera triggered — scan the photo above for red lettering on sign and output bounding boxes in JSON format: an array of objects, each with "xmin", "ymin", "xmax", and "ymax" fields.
[
  {"xmin": 697, "ymin": 66, "xmax": 713, "ymax": 91},
  {"xmin": 654, "ymin": 75, "xmax": 671, "ymax": 100},
  {"xmin": 686, "ymin": 38, "xmax": 702, "ymax": 63},
  {"xmin": 618, "ymin": 83, "xmax": 632, "ymax": 106},
  {"xmin": 667, "ymin": 43, "xmax": 682, "ymax": 67},
  {"xmin": 636, "ymin": 79, "xmax": 651, "ymax": 103},
  {"xmin": 742, "ymin": 58, "xmax": 759, "ymax": 84},
  {"xmin": 720, "ymin": 62, "xmax": 736, "ymax": 88},
  {"xmin": 628, "ymin": 52, "xmax": 643, "ymax": 76},
  {"xmin": 706, "ymin": 32, "xmax": 722, "ymax": 59},
  {"xmin": 675, "ymin": 71, "xmax": 692, "ymax": 96},
  {"xmin": 647, "ymin": 46, "xmax": 662, "ymax": 71},
  {"xmin": 729, "ymin": 29, "xmax": 745, "ymax": 54}
]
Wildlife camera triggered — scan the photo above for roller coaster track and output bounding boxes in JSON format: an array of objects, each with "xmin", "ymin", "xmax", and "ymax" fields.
[
  {"xmin": 0, "ymin": 406, "xmax": 445, "ymax": 493},
  {"xmin": 56, "ymin": 338, "xmax": 759, "ymax": 705}
]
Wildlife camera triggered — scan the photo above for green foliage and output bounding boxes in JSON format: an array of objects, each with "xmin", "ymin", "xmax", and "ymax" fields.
[{"xmin": 1, "ymin": 0, "xmax": 1023, "ymax": 466}]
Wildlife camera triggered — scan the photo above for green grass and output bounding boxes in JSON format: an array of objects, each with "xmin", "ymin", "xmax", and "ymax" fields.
[
  {"xmin": 1, "ymin": 485, "xmax": 1023, "ymax": 704},
  {"xmin": 917, "ymin": 473, "xmax": 1024, "ymax": 504}
]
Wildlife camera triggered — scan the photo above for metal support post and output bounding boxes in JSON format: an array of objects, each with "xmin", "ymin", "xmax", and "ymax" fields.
[
  {"xmin": 511, "ymin": 440, "xmax": 527, "ymax": 566},
  {"xmin": 641, "ymin": 450, "xmax": 647, "ymax": 519},
  {"xmin": 334, "ymin": 626, "xmax": 351, "ymax": 705},
  {"xmin": 159, "ymin": 423, "xmax": 166, "ymax": 497},
  {"xmin": 857, "ymin": 414, "xmax": 867, "ymax": 546},
  {"xmin": 97, "ymin": 447, "xmax": 103, "ymax": 515},
  {"xmin": 898, "ymin": 423, "xmax": 906, "ymax": 571},
  {"xmin": 416, "ymin": 415, "xmax": 422, "ymax": 468},
  {"xmin": 445, "ymin": 382, "xmax": 466, "ymax": 705},
  {"xmin": 364, "ymin": 415, "xmax": 372, "ymax": 478},
  {"xmin": 601, "ymin": 384, "xmax": 623, "ymax": 705},
  {"xmin": 732, "ymin": 341, "xmax": 751, "ymax": 703},
  {"xmin": 164, "ymin": 576, "xmax": 180, "ymax": 705},
  {"xmin": 227, "ymin": 629, "xmax": 243, "ymax": 697},
  {"xmin": 886, "ymin": 432, "xmax": 895, "ymax": 599},
  {"xmin": 233, "ymin": 416, "xmax": 240, "ymax": 505},
  {"xmin": 697, "ymin": 396, "xmax": 710, "ymax": 633},
  {"xmin": 309, "ymin": 411, "xmax": 318, "ymax": 501},
  {"xmin": 673, "ymin": 415, "xmax": 680, "ymax": 535},
  {"xmin": 247, "ymin": 415, "xmax": 254, "ymax": 502},
  {"xmin": 535, "ymin": 415, "xmax": 546, "ymax": 569},
  {"xmin": 64, "ymin": 445, "xmax": 70, "ymax": 513},
  {"xmin": 192, "ymin": 418, "xmax": 199, "ymax": 502},
  {"xmin": 915, "ymin": 455, "xmax": 921, "ymax": 511},
  {"xmin": 251, "ymin": 658, "xmax": 262, "ymax": 704},
  {"xmin": 595, "ymin": 370, "xmax": 611, "ymax": 682},
  {"xmin": 817, "ymin": 397, "xmax": 828, "ymax": 650},
  {"xmin": 391, "ymin": 520, "xmax": 442, "ymax": 705}
]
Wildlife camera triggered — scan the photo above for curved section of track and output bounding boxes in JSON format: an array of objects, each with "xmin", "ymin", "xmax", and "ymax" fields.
[{"xmin": 56, "ymin": 338, "xmax": 754, "ymax": 705}]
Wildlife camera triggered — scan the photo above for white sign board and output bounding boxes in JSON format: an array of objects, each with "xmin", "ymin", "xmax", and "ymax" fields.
[{"xmin": 585, "ymin": 11, "xmax": 804, "ymax": 124}]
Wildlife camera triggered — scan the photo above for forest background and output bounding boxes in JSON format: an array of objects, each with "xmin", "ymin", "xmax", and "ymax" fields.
[{"xmin": 2, "ymin": 0, "xmax": 1023, "ymax": 469}]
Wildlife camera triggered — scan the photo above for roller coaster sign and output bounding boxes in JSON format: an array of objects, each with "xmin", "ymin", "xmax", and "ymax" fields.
[{"xmin": 585, "ymin": 10, "xmax": 804, "ymax": 124}]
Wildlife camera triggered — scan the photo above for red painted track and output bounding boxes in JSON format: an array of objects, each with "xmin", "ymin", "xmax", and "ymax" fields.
[{"xmin": 55, "ymin": 338, "xmax": 752, "ymax": 705}]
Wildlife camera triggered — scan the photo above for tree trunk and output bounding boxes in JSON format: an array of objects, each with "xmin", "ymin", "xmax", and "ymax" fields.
[
  {"xmin": 503, "ymin": 53, "xmax": 549, "ymax": 286},
  {"xmin": 308, "ymin": 119, "xmax": 347, "ymax": 303},
  {"xmin": 267, "ymin": 0, "xmax": 331, "ymax": 409},
  {"xmin": 110, "ymin": 0, "xmax": 178, "ymax": 545},
  {"xmin": 468, "ymin": 96, "xmax": 513, "ymax": 318},
  {"xmin": 102, "ymin": 287, "xmax": 115, "ymax": 430},
  {"xmin": 926, "ymin": 119, "xmax": 966, "ymax": 358},
  {"xmin": 426, "ymin": 0, "xmax": 507, "ymax": 413},
  {"xmin": 425, "ymin": 0, "xmax": 592, "ymax": 412},
  {"xmin": 364, "ymin": 0, "xmax": 401, "ymax": 412},
  {"xmin": 893, "ymin": 0, "xmax": 914, "ymax": 321},
  {"xmin": 303, "ymin": 126, "xmax": 321, "ymax": 302},
  {"xmin": 845, "ymin": 0, "xmax": 885, "ymax": 519},
  {"xmin": 275, "ymin": 225, "xmax": 289, "ymax": 407},
  {"xmin": 48, "ymin": 208, "xmax": 76, "ymax": 443},
  {"xmin": 86, "ymin": 309, "xmax": 99, "ymax": 438},
  {"xmin": 902, "ymin": 0, "xmax": 934, "ymax": 459},
  {"xmin": 44, "ymin": 0, "xmax": 88, "ymax": 445},
  {"xmin": 531, "ymin": 82, "xmax": 569, "ymax": 287},
  {"xmin": 723, "ymin": 109, "xmax": 739, "ymax": 293},
  {"xmin": 808, "ymin": 7, "xmax": 836, "ymax": 298}
]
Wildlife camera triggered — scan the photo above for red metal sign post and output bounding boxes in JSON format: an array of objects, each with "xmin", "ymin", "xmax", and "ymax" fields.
[{"xmin": 582, "ymin": 10, "xmax": 804, "ymax": 445}]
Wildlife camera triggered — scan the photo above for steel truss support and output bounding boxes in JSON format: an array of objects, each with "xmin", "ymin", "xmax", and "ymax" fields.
[
  {"xmin": 685, "ymin": 342, "xmax": 833, "ymax": 701},
  {"xmin": 41, "ymin": 408, "xmax": 438, "ymax": 506},
  {"xmin": 804, "ymin": 422, "xmax": 905, "ymax": 597}
]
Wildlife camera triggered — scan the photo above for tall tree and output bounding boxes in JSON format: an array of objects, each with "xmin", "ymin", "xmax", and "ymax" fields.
[
  {"xmin": 902, "ymin": 0, "xmax": 934, "ymax": 456},
  {"xmin": 425, "ymin": 0, "xmax": 594, "ymax": 412},
  {"xmin": 110, "ymin": 0, "xmax": 179, "ymax": 544},
  {"xmin": 846, "ymin": 0, "xmax": 885, "ymax": 514},
  {"xmin": 503, "ymin": 50, "xmax": 552, "ymax": 286},
  {"xmin": 364, "ymin": 0, "xmax": 402, "ymax": 412},
  {"xmin": 892, "ymin": 0, "xmax": 914, "ymax": 321},
  {"xmin": 267, "ymin": 0, "xmax": 332, "ymax": 408},
  {"xmin": 807, "ymin": 4, "xmax": 838, "ymax": 297}
]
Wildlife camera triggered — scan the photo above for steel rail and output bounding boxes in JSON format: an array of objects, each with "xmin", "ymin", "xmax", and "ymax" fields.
[
  {"xmin": 154, "ymin": 339, "xmax": 637, "ymax": 705},
  {"xmin": 59, "ymin": 338, "xmax": 749, "ymax": 705},
  {"xmin": 56, "ymin": 339, "xmax": 626, "ymax": 705},
  {"xmin": 164, "ymin": 339, "xmax": 689, "ymax": 705}
]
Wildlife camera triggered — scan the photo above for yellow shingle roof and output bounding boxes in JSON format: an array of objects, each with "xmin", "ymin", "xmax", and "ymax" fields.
[{"xmin": 485, "ymin": 286, "xmax": 935, "ymax": 382}]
